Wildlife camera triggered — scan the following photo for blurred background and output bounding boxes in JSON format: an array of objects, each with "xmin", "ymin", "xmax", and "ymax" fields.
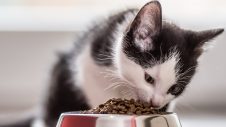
[{"xmin": 0, "ymin": 0, "xmax": 225, "ymax": 127}]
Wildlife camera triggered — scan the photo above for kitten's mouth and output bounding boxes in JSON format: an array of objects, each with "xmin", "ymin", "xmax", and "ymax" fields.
[
  {"xmin": 124, "ymin": 90, "xmax": 167, "ymax": 110},
  {"xmin": 136, "ymin": 94, "xmax": 166, "ymax": 109},
  {"xmin": 136, "ymin": 97, "xmax": 165, "ymax": 110}
]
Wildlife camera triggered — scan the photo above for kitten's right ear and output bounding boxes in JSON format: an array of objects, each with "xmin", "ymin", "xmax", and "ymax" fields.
[{"xmin": 126, "ymin": 1, "xmax": 162, "ymax": 51}]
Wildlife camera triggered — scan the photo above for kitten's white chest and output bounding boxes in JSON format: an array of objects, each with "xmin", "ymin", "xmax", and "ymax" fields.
[{"xmin": 75, "ymin": 44, "xmax": 124, "ymax": 108}]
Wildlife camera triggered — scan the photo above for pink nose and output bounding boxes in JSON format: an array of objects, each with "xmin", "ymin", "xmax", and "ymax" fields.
[
  {"xmin": 151, "ymin": 95, "xmax": 163, "ymax": 108},
  {"xmin": 151, "ymin": 100, "xmax": 161, "ymax": 108}
]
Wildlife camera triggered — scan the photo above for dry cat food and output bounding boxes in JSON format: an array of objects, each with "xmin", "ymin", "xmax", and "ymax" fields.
[{"xmin": 82, "ymin": 98, "xmax": 163, "ymax": 115}]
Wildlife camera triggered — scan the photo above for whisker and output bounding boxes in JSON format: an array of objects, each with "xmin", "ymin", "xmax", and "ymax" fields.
[
  {"xmin": 96, "ymin": 57, "xmax": 113, "ymax": 61},
  {"xmin": 178, "ymin": 75, "xmax": 193, "ymax": 80},
  {"xmin": 97, "ymin": 53, "xmax": 113, "ymax": 58},
  {"xmin": 177, "ymin": 66, "xmax": 197, "ymax": 80},
  {"xmin": 145, "ymin": 51, "xmax": 157, "ymax": 64},
  {"xmin": 104, "ymin": 83, "xmax": 122, "ymax": 91}
]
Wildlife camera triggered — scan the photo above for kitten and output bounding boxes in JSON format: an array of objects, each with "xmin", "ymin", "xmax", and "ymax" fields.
[
  {"xmin": 1, "ymin": 1, "xmax": 223, "ymax": 127},
  {"xmin": 41, "ymin": 1, "xmax": 223, "ymax": 127}
]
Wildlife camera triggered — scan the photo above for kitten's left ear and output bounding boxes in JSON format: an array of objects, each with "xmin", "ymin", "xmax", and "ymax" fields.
[
  {"xmin": 187, "ymin": 28, "xmax": 224, "ymax": 53},
  {"xmin": 127, "ymin": 1, "xmax": 162, "ymax": 51},
  {"xmin": 191, "ymin": 28, "xmax": 224, "ymax": 47}
]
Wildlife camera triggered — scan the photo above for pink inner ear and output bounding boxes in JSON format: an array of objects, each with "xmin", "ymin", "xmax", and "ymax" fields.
[
  {"xmin": 133, "ymin": 25, "xmax": 154, "ymax": 51},
  {"xmin": 129, "ymin": 1, "xmax": 162, "ymax": 52},
  {"xmin": 136, "ymin": 25, "xmax": 150, "ymax": 40},
  {"xmin": 134, "ymin": 33, "xmax": 153, "ymax": 52},
  {"xmin": 136, "ymin": 1, "xmax": 162, "ymax": 33}
]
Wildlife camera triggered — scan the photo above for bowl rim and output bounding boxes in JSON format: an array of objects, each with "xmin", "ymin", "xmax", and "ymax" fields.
[{"xmin": 60, "ymin": 111, "xmax": 177, "ymax": 117}]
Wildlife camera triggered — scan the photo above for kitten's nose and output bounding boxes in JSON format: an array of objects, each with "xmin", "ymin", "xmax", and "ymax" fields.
[
  {"xmin": 151, "ymin": 101, "xmax": 161, "ymax": 108},
  {"xmin": 151, "ymin": 95, "xmax": 163, "ymax": 108}
]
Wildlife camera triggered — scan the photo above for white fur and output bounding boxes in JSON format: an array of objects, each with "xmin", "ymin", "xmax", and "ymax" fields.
[
  {"xmin": 149, "ymin": 53, "xmax": 180, "ymax": 107},
  {"xmin": 76, "ymin": 44, "xmax": 119, "ymax": 107},
  {"xmin": 75, "ymin": 43, "xmax": 138, "ymax": 108},
  {"xmin": 74, "ymin": 11, "xmax": 138, "ymax": 108}
]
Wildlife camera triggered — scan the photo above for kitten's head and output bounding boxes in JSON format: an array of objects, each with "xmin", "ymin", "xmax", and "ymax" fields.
[{"xmin": 115, "ymin": 1, "xmax": 224, "ymax": 108}]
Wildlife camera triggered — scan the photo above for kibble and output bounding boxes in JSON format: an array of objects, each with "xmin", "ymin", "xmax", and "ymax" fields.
[{"xmin": 82, "ymin": 98, "xmax": 163, "ymax": 115}]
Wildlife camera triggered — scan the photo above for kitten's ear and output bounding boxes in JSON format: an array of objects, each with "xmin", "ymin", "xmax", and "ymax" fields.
[
  {"xmin": 127, "ymin": 1, "xmax": 162, "ymax": 51},
  {"xmin": 187, "ymin": 28, "xmax": 224, "ymax": 49},
  {"xmin": 186, "ymin": 28, "xmax": 224, "ymax": 57}
]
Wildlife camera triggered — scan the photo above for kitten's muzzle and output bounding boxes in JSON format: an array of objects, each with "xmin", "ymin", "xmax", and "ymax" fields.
[{"xmin": 151, "ymin": 94, "xmax": 164, "ymax": 108}]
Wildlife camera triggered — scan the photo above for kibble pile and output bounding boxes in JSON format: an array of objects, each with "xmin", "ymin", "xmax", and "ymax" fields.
[{"xmin": 82, "ymin": 98, "xmax": 162, "ymax": 115}]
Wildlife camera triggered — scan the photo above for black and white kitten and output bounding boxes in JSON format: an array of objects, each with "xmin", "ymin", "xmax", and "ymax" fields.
[{"xmin": 16, "ymin": 1, "xmax": 224, "ymax": 127}]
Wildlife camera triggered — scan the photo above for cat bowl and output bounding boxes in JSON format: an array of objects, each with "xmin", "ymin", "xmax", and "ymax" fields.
[{"xmin": 56, "ymin": 112, "xmax": 182, "ymax": 127}]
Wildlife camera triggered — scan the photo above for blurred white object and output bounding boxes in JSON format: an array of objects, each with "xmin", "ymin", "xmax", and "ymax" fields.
[{"xmin": 0, "ymin": 0, "xmax": 225, "ymax": 31}]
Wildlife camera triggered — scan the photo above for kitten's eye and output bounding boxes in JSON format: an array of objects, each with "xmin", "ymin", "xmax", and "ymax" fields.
[
  {"xmin": 167, "ymin": 85, "xmax": 183, "ymax": 96},
  {"xmin": 144, "ymin": 72, "xmax": 155, "ymax": 84}
]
